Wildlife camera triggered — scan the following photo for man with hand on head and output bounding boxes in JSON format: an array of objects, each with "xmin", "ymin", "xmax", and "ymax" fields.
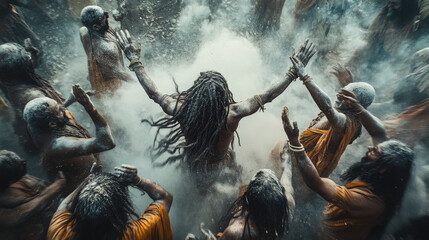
[
  {"xmin": 281, "ymin": 86, "xmax": 413, "ymax": 239},
  {"xmin": 47, "ymin": 164, "xmax": 173, "ymax": 240}
]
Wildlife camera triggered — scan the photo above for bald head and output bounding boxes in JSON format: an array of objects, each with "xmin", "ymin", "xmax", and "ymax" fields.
[{"xmin": 343, "ymin": 82, "xmax": 376, "ymax": 109}]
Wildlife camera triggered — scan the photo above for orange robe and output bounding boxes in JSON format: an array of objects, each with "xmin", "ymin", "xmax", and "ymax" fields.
[
  {"xmin": 384, "ymin": 98, "xmax": 429, "ymax": 146},
  {"xmin": 299, "ymin": 115, "xmax": 360, "ymax": 177},
  {"xmin": 0, "ymin": 176, "xmax": 48, "ymax": 240},
  {"xmin": 47, "ymin": 202, "xmax": 173, "ymax": 240},
  {"xmin": 322, "ymin": 182, "xmax": 385, "ymax": 240}
]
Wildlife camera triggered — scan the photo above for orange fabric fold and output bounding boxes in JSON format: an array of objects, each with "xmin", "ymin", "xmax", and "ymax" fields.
[
  {"xmin": 299, "ymin": 116, "xmax": 360, "ymax": 177},
  {"xmin": 47, "ymin": 202, "xmax": 173, "ymax": 240},
  {"xmin": 384, "ymin": 98, "xmax": 429, "ymax": 146}
]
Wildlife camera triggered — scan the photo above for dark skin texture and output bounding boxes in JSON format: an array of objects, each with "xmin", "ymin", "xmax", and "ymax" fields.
[
  {"xmin": 0, "ymin": 171, "xmax": 66, "ymax": 228},
  {"xmin": 116, "ymin": 30, "xmax": 316, "ymax": 164},
  {"xmin": 283, "ymin": 88, "xmax": 390, "ymax": 216},
  {"xmin": 58, "ymin": 164, "xmax": 173, "ymax": 213},
  {"xmin": 30, "ymin": 84, "xmax": 115, "ymax": 193}
]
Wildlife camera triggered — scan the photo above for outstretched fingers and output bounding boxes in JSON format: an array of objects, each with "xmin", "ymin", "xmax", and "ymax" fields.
[
  {"xmin": 125, "ymin": 30, "xmax": 132, "ymax": 44},
  {"xmin": 116, "ymin": 32, "xmax": 125, "ymax": 49}
]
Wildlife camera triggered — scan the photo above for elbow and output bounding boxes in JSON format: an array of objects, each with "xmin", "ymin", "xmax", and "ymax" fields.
[{"xmin": 164, "ymin": 191, "xmax": 173, "ymax": 208}]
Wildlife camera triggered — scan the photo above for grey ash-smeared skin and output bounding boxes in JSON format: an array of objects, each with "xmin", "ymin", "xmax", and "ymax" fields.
[
  {"xmin": 80, "ymin": 6, "xmax": 133, "ymax": 98},
  {"xmin": 24, "ymin": 85, "xmax": 115, "ymax": 194},
  {"xmin": 117, "ymin": 30, "xmax": 315, "ymax": 177},
  {"xmin": 0, "ymin": 42, "xmax": 65, "ymax": 153}
]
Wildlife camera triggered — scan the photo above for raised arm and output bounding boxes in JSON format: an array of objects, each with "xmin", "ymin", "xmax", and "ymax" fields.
[
  {"xmin": 0, "ymin": 172, "xmax": 66, "ymax": 227},
  {"xmin": 338, "ymin": 89, "xmax": 389, "ymax": 145},
  {"xmin": 115, "ymin": 164, "xmax": 173, "ymax": 212},
  {"xmin": 230, "ymin": 40, "xmax": 317, "ymax": 120},
  {"xmin": 47, "ymin": 84, "xmax": 115, "ymax": 159},
  {"xmin": 116, "ymin": 30, "xmax": 178, "ymax": 115},
  {"xmin": 291, "ymin": 56, "xmax": 347, "ymax": 127},
  {"xmin": 281, "ymin": 107, "xmax": 337, "ymax": 201}
]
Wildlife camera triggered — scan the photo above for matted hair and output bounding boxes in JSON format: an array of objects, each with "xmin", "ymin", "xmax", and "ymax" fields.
[
  {"xmin": 144, "ymin": 71, "xmax": 237, "ymax": 172},
  {"xmin": 69, "ymin": 173, "xmax": 138, "ymax": 240},
  {"xmin": 341, "ymin": 140, "xmax": 413, "ymax": 239},
  {"xmin": 220, "ymin": 169, "xmax": 289, "ymax": 239}
]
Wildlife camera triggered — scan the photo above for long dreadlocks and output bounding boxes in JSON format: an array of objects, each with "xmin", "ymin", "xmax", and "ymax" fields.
[{"xmin": 144, "ymin": 71, "xmax": 237, "ymax": 172}]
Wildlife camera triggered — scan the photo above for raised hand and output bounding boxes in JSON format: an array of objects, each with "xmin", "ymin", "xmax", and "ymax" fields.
[
  {"xmin": 330, "ymin": 64, "xmax": 353, "ymax": 87},
  {"xmin": 290, "ymin": 56, "xmax": 306, "ymax": 79},
  {"xmin": 337, "ymin": 89, "xmax": 364, "ymax": 113},
  {"xmin": 114, "ymin": 164, "xmax": 139, "ymax": 185},
  {"xmin": 282, "ymin": 106, "xmax": 300, "ymax": 142},
  {"xmin": 293, "ymin": 39, "xmax": 317, "ymax": 67},
  {"xmin": 72, "ymin": 84, "xmax": 92, "ymax": 108},
  {"xmin": 116, "ymin": 30, "xmax": 141, "ymax": 61}
]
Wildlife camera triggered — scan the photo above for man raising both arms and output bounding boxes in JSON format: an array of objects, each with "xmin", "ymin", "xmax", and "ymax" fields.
[{"xmin": 116, "ymin": 30, "xmax": 316, "ymax": 190}]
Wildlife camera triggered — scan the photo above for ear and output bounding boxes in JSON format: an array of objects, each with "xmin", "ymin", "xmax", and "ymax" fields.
[
  {"xmin": 48, "ymin": 121, "xmax": 57, "ymax": 128},
  {"xmin": 92, "ymin": 24, "xmax": 100, "ymax": 31}
]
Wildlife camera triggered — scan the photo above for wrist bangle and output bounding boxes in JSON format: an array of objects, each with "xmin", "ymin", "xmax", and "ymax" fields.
[
  {"xmin": 287, "ymin": 67, "xmax": 298, "ymax": 80},
  {"xmin": 129, "ymin": 59, "xmax": 143, "ymax": 71},
  {"xmin": 254, "ymin": 95, "xmax": 265, "ymax": 112},
  {"xmin": 303, "ymin": 77, "xmax": 312, "ymax": 84},
  {"xmin": 288, "ymin": 141, "xmax": 305, "ymax": 152},
  {"xmin": 134, "ymin": 176, "xmax": 142, "ymax": 186}
]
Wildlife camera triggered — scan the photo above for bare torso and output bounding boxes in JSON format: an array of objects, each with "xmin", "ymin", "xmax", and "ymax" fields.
[{"xmin": 80, "ymin": 27, "xmax": 132, "ymax": 85}]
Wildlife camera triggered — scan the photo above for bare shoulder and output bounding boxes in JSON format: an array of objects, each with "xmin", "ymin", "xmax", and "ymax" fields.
[
  {"xmin": 80, "ymin": 27, "xmax": 89, "ymax": 40},
  {"xmin": 220, "ymin": 224, "xmax": 244, "ymax": 240}
]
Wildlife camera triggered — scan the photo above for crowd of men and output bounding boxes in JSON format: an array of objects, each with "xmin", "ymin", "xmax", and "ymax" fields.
[{"xmin": 0, "ymin": 0, "xmax": 428, "ymax": 239}]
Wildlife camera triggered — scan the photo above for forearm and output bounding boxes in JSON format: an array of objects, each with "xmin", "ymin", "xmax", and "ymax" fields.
[
  {"xmin": 133, "ymin": 67, "xmax": 165, "ymax": 104},
  {"xmin": 259, "ymin": 74, "xmax": 294, "ymax": 104},
  {"xmin": 288, "ymin": 139, "xmax": 322, "ymax": 190},
  {"xmin": 1, "ymin": 181, "xmax": 63, "ymax": 227},
  {"xmin": 134, "ymin": 177, "xmax": 171, "ymax": 201},
  {"xmin": 304, "ymin": 81, "xmax": 333, "ymax": 113},
  {"xmin": 357, "ymin": 109, "xmax": 389, "ymax": 143},
  {"xmin": 84, "ymin": 105, "xmax": 115, "ymax": 149}
]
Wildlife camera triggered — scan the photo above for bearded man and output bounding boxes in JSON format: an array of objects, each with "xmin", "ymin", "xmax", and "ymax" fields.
[
  {"xmin": 116, "ymin": 31, "xmax": 316, "ymax": 190},
  {"xmin": 23, "ymin": 84, "xmax": 115, "ymax": 194},
  {"xmin": 282, "ymin": 94, "xmax": 413, "ymax": 240},
  {"xmin": 0, "ymin": 150, "xmax": 66, "ymax": 240},
  {"xmin": 47, "ymin": 164, "xmax": 173, "ymax": 240},
  {"xmin": 0, "ymin": 42, "xmax": 64, "ymax": 152},
  {"xmin": 80, "ymin": 6, "xmax": 133, "ymax": 99}
]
